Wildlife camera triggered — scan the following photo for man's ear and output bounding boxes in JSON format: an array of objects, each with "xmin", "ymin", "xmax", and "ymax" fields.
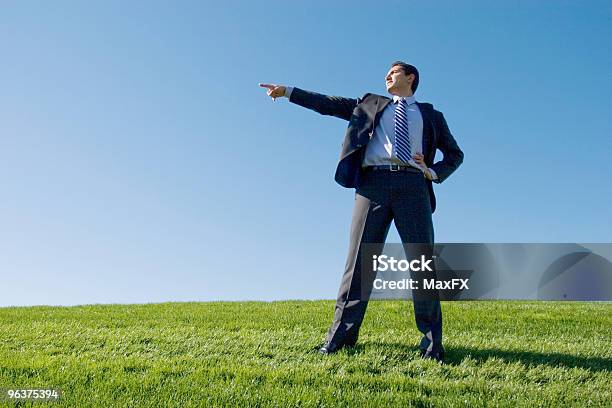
[{"xmin": 406, "ymin": 73, "xmax": 415, "ymax": 84}]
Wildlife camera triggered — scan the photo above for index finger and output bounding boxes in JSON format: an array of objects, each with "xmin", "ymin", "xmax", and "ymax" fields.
[{"xmin": 259, "ymin": 83, "xmax": 276, "ymax": 90}]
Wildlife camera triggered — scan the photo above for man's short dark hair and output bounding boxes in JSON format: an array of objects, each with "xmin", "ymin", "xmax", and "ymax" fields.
[{"xmin": 391, "ymin": 61, "xmax": 419, "ymax": 93}]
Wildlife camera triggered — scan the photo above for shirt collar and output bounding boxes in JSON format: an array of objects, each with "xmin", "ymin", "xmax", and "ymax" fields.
[{"xmin": 393, "ymin": 95, "xmax": 417, "ymax": 105}]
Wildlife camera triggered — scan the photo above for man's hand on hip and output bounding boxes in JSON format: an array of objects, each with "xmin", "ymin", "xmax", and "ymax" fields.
[
  {"xmin": 413, "ymin": 153, "xmax": 435, "ymax": 181},
  {"xmin": 259, "ymin": 83, "xmax": 286, "ymax": 101}
]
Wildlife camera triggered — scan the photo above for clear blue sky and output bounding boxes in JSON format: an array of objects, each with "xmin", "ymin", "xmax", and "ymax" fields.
[{"xmin": 1, "ymin": 1, "xmax": 611, "ymax": 306}]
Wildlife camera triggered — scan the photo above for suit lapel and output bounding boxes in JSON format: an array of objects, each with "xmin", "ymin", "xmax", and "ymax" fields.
[
  {"xmin": 417, "ymin": 102, "xmax": 435, "ymax": 158},
  {"xmin": 375, "ymin": 96, "xmax": 392, "ymax": 123}
]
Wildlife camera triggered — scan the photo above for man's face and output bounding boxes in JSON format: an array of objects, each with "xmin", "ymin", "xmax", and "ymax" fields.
[{"xmin": 385, "ymin": 66, "xmax": 413, "ymax": 95}]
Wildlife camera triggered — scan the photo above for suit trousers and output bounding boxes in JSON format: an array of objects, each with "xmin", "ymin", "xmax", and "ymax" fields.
[{"xmin": 326, "ymin": 169, "xmax": 443, "ymax": 353}]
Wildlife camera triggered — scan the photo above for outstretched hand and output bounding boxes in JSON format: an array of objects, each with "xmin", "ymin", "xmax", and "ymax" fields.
[{"xmin": 259, "ymin": 83, "xmax": 286, "ymax": 101}]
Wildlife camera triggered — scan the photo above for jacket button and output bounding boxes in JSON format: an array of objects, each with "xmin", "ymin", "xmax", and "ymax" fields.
[{"xmin": 357, "ymin": 144, "xmax": 362, "ymax": 147}]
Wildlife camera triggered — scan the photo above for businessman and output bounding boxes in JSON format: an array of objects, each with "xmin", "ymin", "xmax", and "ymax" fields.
[{"xmin": 260, "ymin": 61, "xmax": 463, "ymax": 362}]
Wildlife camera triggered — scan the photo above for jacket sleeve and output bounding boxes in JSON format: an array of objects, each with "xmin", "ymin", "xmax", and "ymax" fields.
[
  {"xmin": 288, "ymin": 87, "xmax": 358, "ymax": 121},
  {"xmin": 429, "ymin": 111, "xmax": 464, "ymax": 183}
]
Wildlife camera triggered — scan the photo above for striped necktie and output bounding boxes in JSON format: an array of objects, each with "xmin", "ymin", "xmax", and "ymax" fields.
[{"xmin": 394, "ymin": 98, "xmax": 412, "ymax": 163}]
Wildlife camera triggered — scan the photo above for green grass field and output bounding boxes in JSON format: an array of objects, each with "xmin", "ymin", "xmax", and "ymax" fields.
[{"xmin": 0, "ymin": 301, "xmax": 610, "ymax": 407}]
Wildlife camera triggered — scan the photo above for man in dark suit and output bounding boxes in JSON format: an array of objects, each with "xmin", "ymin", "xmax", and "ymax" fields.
[{"xmin": 260, "ymin": 61, "xmax": 463, "ymax": 362}]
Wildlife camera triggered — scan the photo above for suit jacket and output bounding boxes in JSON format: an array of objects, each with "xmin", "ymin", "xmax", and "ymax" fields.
[{"xmin": 289, "ymin": 87, "xmax": 464, "ymax": 213}]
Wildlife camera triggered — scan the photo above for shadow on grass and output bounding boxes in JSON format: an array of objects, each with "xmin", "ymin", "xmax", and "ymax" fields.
[{"xmin": 346, "ymin": 342, "xmax": 612, "ymax": 372}]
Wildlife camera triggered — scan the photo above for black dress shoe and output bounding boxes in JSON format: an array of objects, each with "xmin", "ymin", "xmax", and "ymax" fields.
[
  {"xmin": 318, "ymin": 342, "xmax": 343, "ymax": 355},
  {"xmin": 420, "ymin": 348, "xmax": 445, "ymax": 363},
  {"xmin": 344, "ymin": 338, "xmax": 357, "ymax": 347}
]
